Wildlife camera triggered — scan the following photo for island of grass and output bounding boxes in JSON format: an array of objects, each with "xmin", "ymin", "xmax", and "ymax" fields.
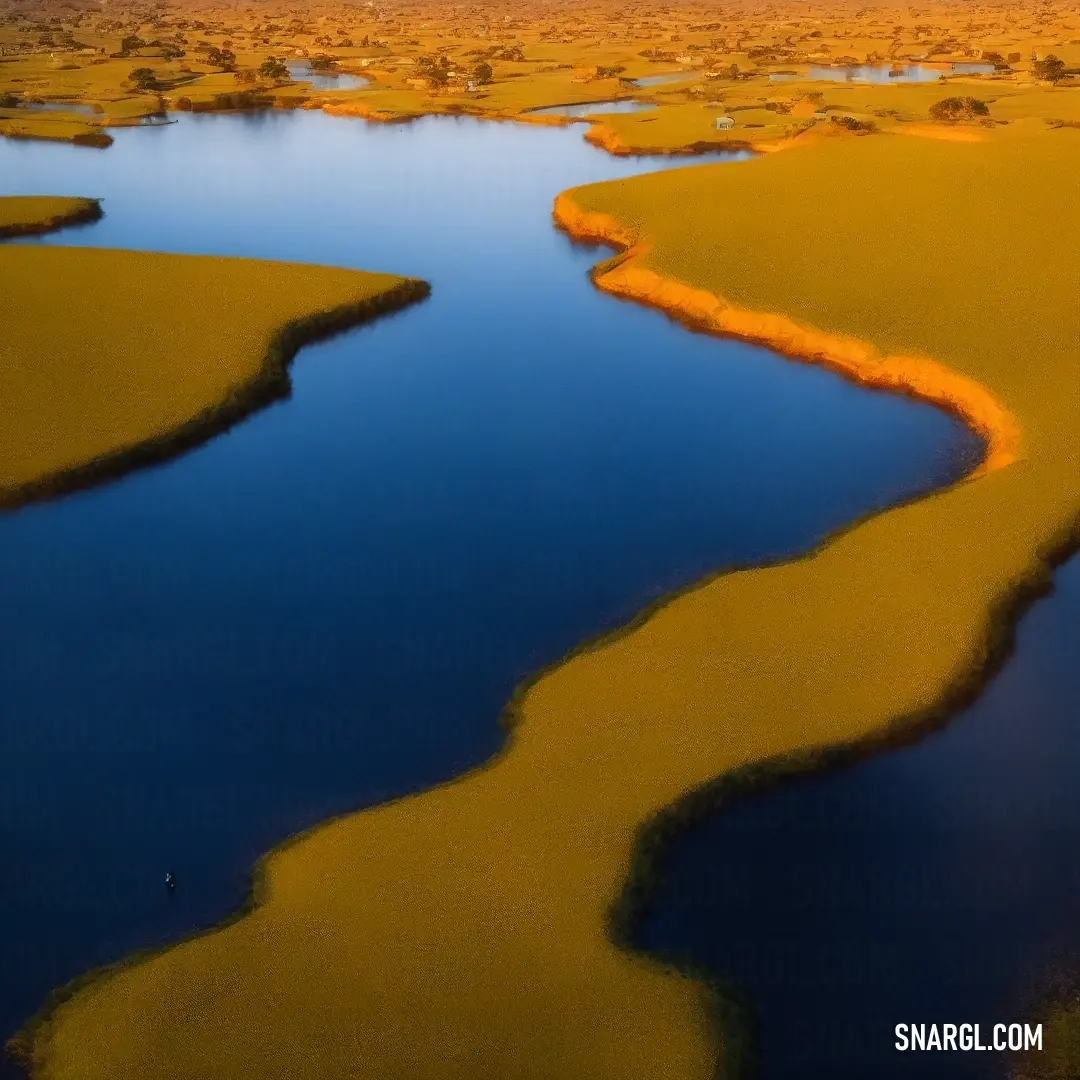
[
  {"xmin": 0, "ymin": 196, "xmax": 102, "ymax": 238},
  {"xmin": 0, "ymin": 197, "xmax": 428, "ymax": 508},
  {"xmin": 8, "ymin": 113, "xmax": 1080, "ymax": 1080}
]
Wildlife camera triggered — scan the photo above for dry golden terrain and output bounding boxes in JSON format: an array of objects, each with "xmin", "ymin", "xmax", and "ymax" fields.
[
  {"xmin": 1, "ymin": 0, "xmax": 1077, "ymax": 147},
  {"xmin": 9, "ymin": 56, "xmax": 1078, "ymax": 1080}
]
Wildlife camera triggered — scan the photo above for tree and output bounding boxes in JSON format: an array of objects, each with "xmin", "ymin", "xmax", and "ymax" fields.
[
  {"xmin": 1033, "ymin": 54, "xmax": 1066, "ymax": 83},
  {"xmin": 928, "ymin": 96, "xmax": 990, "ymax": 121},
  {"xmin": 258, "ymin": 56, "xmax": 289, "ymax": 80},
  {"xmin": 120, "ymin": 34, "xmax": 143, "ymax": 54},
  {"xmin": 129, "ymin": 66, "xmax": 156, "ymax": 90},
  {"xmin": 473, "ymin": 60, "xmax": 493, "ymax": 84},
  {"xmin": 206, "ymin": 46, "xmax": 235, "ymax": 68},
  {"xmin": 426, "ymin": 66, "xmax": 449, "ymax": 88}
]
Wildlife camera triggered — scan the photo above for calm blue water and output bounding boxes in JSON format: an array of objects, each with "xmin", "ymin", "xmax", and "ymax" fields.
[
  {"xmin": 286, "ymin": 61, "xmax": 369, "ymax": 91},
  {"xmin": 1, "ymin": 111, "xmax": 983, "ymax": 1074},
  {"xmin": 639, "ymin": 553, "xmax": 1080, "ymax": 1080},
  {"xmin": 529, "ymin": 99, "xmax": 658, "ymax": 117}
]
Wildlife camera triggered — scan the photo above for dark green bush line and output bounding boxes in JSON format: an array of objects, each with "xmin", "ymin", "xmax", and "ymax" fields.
[{"xmin": 0, "ymin": 198, "xmax": 102, "ymax": 239}]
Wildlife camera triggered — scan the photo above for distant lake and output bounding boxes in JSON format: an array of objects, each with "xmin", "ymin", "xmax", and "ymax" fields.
[
  {"xmin": 0, "ymin": 109, "xmax": 1003, "ymax": 1080},
  {"xmin": 529, "ymin": 98, "xmax": 658, "ymax": 117},
  {"xmin": 770, "ymin": 62, "xmax": 996, "ymax": 83},
  {"xmin": 286, "ymin": 61, "xmax": 369, "ymax": 90}
]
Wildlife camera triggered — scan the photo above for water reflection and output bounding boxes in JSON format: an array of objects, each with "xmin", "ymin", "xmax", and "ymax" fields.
[
  {"xmin": 529, "ymin": 98, "xmax": 658, "ymax": 117},
  {"xmin": 287, "ymin": 61, "xmax": 370, "ymax": 90},
  {"xmin": 770, "ymin": 62, "xmax": 995, "ymax": 83},
  {"xmin": 639, "ymin": 552, "xmax": 1080, "ymax": 1080}
]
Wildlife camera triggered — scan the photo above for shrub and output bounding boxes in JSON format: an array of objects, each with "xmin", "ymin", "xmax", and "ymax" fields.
[
  {"xmin": 258, "ymin": 56, "xmax": 289, "ymax": 80},
  {"xmin": 1033, "ymin": 55, "xmax": 1066, "ymax": 83},
  {"xmin": 129, "ymin": 66, "xmax": 156, "ymax": 90},
  {"xmin": 830, "ymin": 114, "xmax": 876, "ymax": 133},
  {"xmin": 929, "ymin": 96, "xmax": 990, "ymax": 122}
]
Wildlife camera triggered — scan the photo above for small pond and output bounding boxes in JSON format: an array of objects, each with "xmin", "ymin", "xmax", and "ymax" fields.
[
  {"xmin": 286, "ymin": 61, "xmax": 369, "ymax": 90},
  {"xmin": 529, "ymin": 98, "xmax": 658, "ymax": 118},
  {"xmin": 770, "ymin": 62, "xmax": 995, "ymax": 83}
]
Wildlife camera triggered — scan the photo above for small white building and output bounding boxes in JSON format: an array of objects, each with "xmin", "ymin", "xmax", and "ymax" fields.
[{"xmin": 714, "ymin": 116, "xmax": 735, "ymax": 130}]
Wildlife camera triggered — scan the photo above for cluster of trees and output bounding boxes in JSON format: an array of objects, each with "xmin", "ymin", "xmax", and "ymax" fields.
[
  {"xmin": 258, "ymin": 56, "xmax": 289, "ymax": 81},
  {"xmin": 205, "ymin": 46, "xmax": 236, "ymax": 68},
  {"xmin": 414, "ymin": 54, "xmax": 494, "ymax": 89},
  {"xmin": 128, "ymin": 66, "xmax": 158, "ymax": 90},
  {"xmin": 928, "ymin": 96, "xmax": 989, "ymax": 121},
  {"xmin": 417, "ymin": 52, "xmax": 451, "ymax": 87},
  {"xmin": 830, "ymin": 114, "xmax": 876, "ymax": 133},
  {"xmin": 120, "ymin": 34, "xmax": 182, "ymax": 60},
  {"xmin": 1033, "ymin": 54, "xmax": 1066, "ymax": 83}
]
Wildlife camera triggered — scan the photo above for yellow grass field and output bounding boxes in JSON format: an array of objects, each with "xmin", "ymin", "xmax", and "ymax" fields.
[
  {"xmin": 11, "ymin": 100, "xmax": 1078, "ymax": 1080},
  {"xmin": 0, "ymin": 200, "xmax": 428, "ymax": 507}
]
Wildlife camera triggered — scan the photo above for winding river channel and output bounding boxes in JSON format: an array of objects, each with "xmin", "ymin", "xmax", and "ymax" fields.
[{"xmin": 1, "ymin": 110, "xmax": 1072, "ymax": 1080}]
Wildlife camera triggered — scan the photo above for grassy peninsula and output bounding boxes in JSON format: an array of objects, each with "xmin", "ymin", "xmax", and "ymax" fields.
[
  {"xmin": 11, "ymin": 107, "xmax": 1078, "ymax": 1080},
  {"xmin": 0, "ymin": 196, "xmax": 101, "ymax": 237},
  {"xmin": 0, "ymin": 200, "xmax": 428, "ymax": 508}
]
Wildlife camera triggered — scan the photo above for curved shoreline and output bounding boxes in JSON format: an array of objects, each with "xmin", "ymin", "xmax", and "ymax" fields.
[
  {"xmin": 552, "ymin": 191, "xmax": 1020, "ymax": 475},
  {"xmin": 0, "ymin": 276, "xmax": 429, "ymax": 512}
]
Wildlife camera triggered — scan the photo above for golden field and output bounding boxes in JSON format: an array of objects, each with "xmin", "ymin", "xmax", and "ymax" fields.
[
  {"xmin": 0, "ymin": 196, "xmax": 428, "ymax": 507},
  {"xmin": 9, "ymin": 74, "xmax": 1078, "ymax": 1080}
]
